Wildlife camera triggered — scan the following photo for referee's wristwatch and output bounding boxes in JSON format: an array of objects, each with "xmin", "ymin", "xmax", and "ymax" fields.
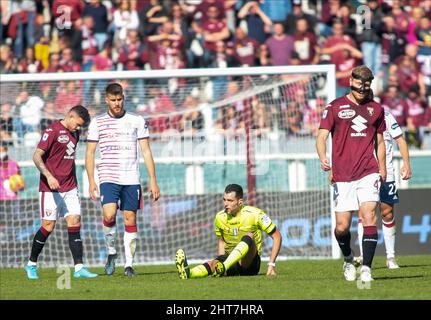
[{"xmin": 268, "ymin": 262, "xmax": 276, "ymax": 267}]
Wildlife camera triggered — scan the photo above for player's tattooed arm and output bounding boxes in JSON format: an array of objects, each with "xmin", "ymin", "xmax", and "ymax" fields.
[{"xmin": 33, "ymin": 148, "xmax": 60, "ymax": 190}]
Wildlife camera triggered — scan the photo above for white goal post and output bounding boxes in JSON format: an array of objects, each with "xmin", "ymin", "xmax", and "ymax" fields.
[{"xmin": 0, "ymin": 65, "xmax": 339, "ymax": 267}]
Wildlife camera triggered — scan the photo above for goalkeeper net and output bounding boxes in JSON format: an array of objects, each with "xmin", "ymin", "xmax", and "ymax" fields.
[{"xmin": 0, "ymin": 65, "xmax": 336, "ymax": 267}]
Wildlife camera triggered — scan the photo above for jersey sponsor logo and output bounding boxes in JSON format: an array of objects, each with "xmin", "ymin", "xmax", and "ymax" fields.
[
  {"xmin": 338, "ymin": 109, "xmax": 356, "ymax": 119},
  {"xmin": 59, "ymin": 130, "xmax": 67, "ymax": 133},
  {"xmin": 64, "ymin": 141, "xmax": 76, "ymax": 159},
  {"xmin": 261, "ymin": 214, "xmax": 271, "ymax": 226},
  {"xmin": 42, "ymin": 133, "xmax": 49, "ymax": 141},
  {"xmin": 367, "ymin": 107, "xmax": 374, "ymax": 116},
  {"xmin": 45, "ymin": 209, "xmax": 53, "ymax": 217},
  {"xmin": 231, "ymin": 228, "xmax": 238, "ymax": 236},
  {"xmin": 339, "ymin": 104, "xmax": 350, "ymax": 109},
  {"xmin": 57, "ymin": 134, "xmax": 70, "ymax": 143},
  {"xmin": 351, "ymin": 115, "xmax": 367, "ymax": 137},
  {"xmin": 46, "ymin": 128, "xmax": 53, "ymax": 132}
]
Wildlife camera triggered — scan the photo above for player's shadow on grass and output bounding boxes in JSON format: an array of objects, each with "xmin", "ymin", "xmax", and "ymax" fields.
[
  {"xmin": 373, "ymin": 264, "xmax": 431, "ymax": 270},
  {"xmin": 373, "ymin": 275, "xmax": 424, "ymax": 281}
]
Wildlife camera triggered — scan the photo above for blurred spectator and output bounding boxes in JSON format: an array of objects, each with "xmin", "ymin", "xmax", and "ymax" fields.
[
  {"xmin": 141, "ymin": 0, "xmax": 168, "ymax": 37},
  {"xmin": 292, "ymin": 18, "xmax": 319, "ymax": 65},
  {"xmin": 83, "ymin": 0, "xmax": 110, "ymax": 50},
  {"xmin": 179, "ymin": 95, "xmax": 204, "ymax": 134},
  {"xmin": 17, "ymin": 46, "xmax": 42, "ymax": 73},
  {"xmin": 113, "ymin": 0, "xmax": 139, "ymax": 42},
  {"xmin": 189, "ymin": 0, "xmax": 226, "ymax": 24},
  {"xmin": 257, "ymin": 43, "xmax": 271, "ymax": 67},
  {"xmin": 396, "ymin": 54, "xmax": 426, "ymax": 97},
  {"xmin": 251, "ymin": 95, "xmax": 271, "ymax": 137},
  {"xmin": 54, "ymin": 80, "xmax": 82, "ymax": 114},
  {"xmin": 303, "ymin": 97, "xmax": 326, "ymax": 136},
  {"xmin": 0, "ymin": 44, "xmax": 16, "ymax": 73},
  {"xmin": 40, "ymin": 101, "xmax": 56, "ymax": 131},
  {"xmin": 202, "ymin": 5, "xmax": 230, "ymax": 54},
  {"xmin": 380, "ymin": 84, "xmax": 409, "ymax": 127},
  {"xmin": 232, "ymin": 26, "xmax": 259, "ymax": 67},
  {"xmin": 389, "ymin": 0, "xmax": 410, "ymax": 40},
  {"xmin": 13, "ymin": 90, "xmax": 44, "ymax": 138},
  {"xmin": 407, "ymin": 7, "xmax": 425, "ymax": 45},
  {"xmin": 6, "ymin": 0, "xmax": 36, "ymax": 59},
  {"xmin": 358, "ymin": 0, "xmax": 383, "ymax": 78},
  {"xmin": 59, "ymin": 47, "xmax": 81, "ymax": 72},
  {"xmin": 34, "ymin": 36, "xmax": 50, "ymax": 70},
  {"xmin": 405, "ymin": 85, "xmax": 429, "ymax": 149},
  {"xmin": 320, "ymin": 20, "xmax": 363, "ymax": 96},
  {"xmin": 415, "ymin": 15, "xmax": 431, "ymax": 97},
  {"xmin": 44, "ymin": 52, "xmax": 61, "ymax": 72},
  {"xmin": 0, "ymin": 102, "xmax": 14, "ymax": 143},
  {"xmin": 215, "ymin": 105, "xmax": 245, "ymax": 138},
  {"xmin": 237, "ymin": 1, "xmax": 272, "ymax": 44},
  {"xmin": 381, "ymin": 15, "xmax": 406, "ymax": 89},
  {"xmin": 0, "ymin": 142, "xmax": 25, "ymax": 201},
  {"xmin": 91, "ymin": 40, "xmax": 113, "ymax": 100},
  {"xmin": 283, "ymin": 101, "xmax": 302, "ymax": 136},
  {"xmin": 335, "ymin": 4, "xmax": 356, "ymax": 40},
  {"xmin": 265, "ymin": 23, "xmax": 295, "ymax": 66},
  {"xmin": 52, "ymin": 0, "xmax": 84, "ymax": 31},
  {"xmin": 170, "ymin": 3, "xmax": 191, "ymax": 46},
  {"xmin": 318, "ymin": 0, "xmax": 341, "ymax": 37},
  {"xmin": 147, "ymin": 20, "xmax": 185, "ymax": 70},
  {"xmin": 259, "ymin": 0, "xmax": 292, "ymax": 23},
  {"xmin": 139, "ymin": 87, "xmax": 176, "ymax": 133},
  {"xmin": 284, "ymin": 0, "xmax": 316, "ymax": 36}
]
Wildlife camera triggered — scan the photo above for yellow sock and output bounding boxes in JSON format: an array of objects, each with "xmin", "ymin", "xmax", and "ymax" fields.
[
  {"xmin": 190, "ymin": 265, "xmax": 209, "ymax": 279},
  {"xmin": 223, "ymin": 241, "xmax": 249, "ymax": 270}
]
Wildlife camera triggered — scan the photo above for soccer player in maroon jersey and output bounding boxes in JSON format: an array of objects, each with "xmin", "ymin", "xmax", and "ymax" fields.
[
  {"xmin": 316, "ymin": 66, "xmax": 387, "ymax": 282},
  {"xmin": 24, "ymin": 105, "xmax": 98, "ymax": 280}
]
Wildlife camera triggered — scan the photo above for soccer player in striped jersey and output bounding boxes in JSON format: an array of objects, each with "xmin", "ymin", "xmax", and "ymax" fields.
[
  {"xmin": 355, "ymin": 110, "xmax": 412, "ymax": 269},
  {"xmin": 85, "ymin": 83, "xmax": 160, "ymax": 277},
  {"xmin": 24, "ymin": 105, "xmax": 98, "ymax": 280},
  {"xmin": 175, "ymin": 184, "xmax": 282, "ymax": 279}
]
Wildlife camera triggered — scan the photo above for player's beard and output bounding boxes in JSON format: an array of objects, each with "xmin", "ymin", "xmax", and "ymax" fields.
[{"xmin": 351, "ymin": 89, "xmax": 370, "ymax": 104}]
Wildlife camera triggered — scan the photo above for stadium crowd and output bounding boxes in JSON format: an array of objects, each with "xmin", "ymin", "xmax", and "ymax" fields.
[{"xmin": 0, "ymin": 0, "xmax": 430, "ymax": 148}]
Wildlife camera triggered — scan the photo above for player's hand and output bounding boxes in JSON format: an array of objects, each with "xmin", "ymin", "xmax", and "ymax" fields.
[
  {"xmin": 328, "ymin": 170, "xmax": 335, "ymax": 186},
  {"xmin": 89, "ymin": 182, "xmax": 100, "ymax": 201},
  {"xmin": 320, "ymin": 158, "xmax": 331, "ymax": 171},
  {"xmin": 47, "ymin": 176, "xmax": 60, "ymax": 190},
  {"xmin": 379, "ymin": 168, "xmax": 387, "ymax": 185},
  {"xmin": 149, "ymin": 181, "xmax": 160, "ymax": 201},
  {"xmin": 400, "ymin": 165, "xmax": 412, "ymax": 180},
  {"xmin": 266, "ymin": 265, "xmax": 276, "ymax": 276}
]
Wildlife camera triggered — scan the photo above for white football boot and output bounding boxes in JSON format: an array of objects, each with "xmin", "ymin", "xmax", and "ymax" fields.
[
  {"xmin": 343, "ymin": 261, "xmax": 357, "ymax": 281},
  {"xmin": 386, "ymin": 257, "xmax": 400, "ymax": 269},
  {"xmin": 360, "ymin": 265, "xmax": 374, "ymax": 282}
]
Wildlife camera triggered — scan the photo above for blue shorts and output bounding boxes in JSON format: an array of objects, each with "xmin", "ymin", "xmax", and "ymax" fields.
[
  {"xmin": 380, "ymin": 181, "xmax": 400, "ymax": 205},
  {"xmin": 100, "ymin": 183, "xmax": 142, "ymax": 211}
]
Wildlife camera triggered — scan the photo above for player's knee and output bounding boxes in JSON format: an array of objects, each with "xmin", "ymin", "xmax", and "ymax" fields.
[
  {"xmin": 382, "ymin": 210, "xmax": 394, "ymax": 221},
  {"xmin": 42, "ymin": 220, "xmax": 56, "ymax": 232},
  {"xmin": 241, "ymin": 234, "xmax": 254, "ymax": 247},
  {"xmin": 208, "ymin": 260, "xmax": 218, "ymax": 273},
  {"xmin": 334, "ymin": 226, "xmax": 349, "ymax": 236}
]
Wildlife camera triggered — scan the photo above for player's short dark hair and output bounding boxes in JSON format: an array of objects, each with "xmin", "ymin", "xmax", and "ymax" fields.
[
  {"xmin": 70, "ymin": 105, "xmax": 90, "ymax": 126},
  {"xmin": 224, "ymin": 184, "xmax": 244, "ymax": 199},
  {"xmin": 106, "ymin": 82, "xmax": 123, "ymax": 96},
  {"xmin": 352, "ymin": 65, "xmax": 374, "ymax": 82}
]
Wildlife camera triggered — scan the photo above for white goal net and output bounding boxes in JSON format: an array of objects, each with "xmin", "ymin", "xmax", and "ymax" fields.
[{"xmin": 0, "ymin": 65, "xmax": 336, "ymax": 267}]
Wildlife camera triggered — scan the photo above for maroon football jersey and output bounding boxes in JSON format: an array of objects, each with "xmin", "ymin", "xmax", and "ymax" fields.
[
  {"xmin": 319, "ymin": 96, "xmax": 386, "ymax": 182},
  {"xmin": 37, "ymin": 120, "xmax": 79, "ymax": 192}
]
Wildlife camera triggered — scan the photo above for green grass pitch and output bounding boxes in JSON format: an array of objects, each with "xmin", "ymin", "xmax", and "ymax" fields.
[{"xmin": 1, "ymin": 255, "xmax": 430, "ymax": 300}]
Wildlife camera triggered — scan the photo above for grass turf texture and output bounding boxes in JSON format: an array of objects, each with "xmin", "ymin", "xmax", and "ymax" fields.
[{"xmin": 1, "ymin": 255, "xmax": 430, "ymax": 300}]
